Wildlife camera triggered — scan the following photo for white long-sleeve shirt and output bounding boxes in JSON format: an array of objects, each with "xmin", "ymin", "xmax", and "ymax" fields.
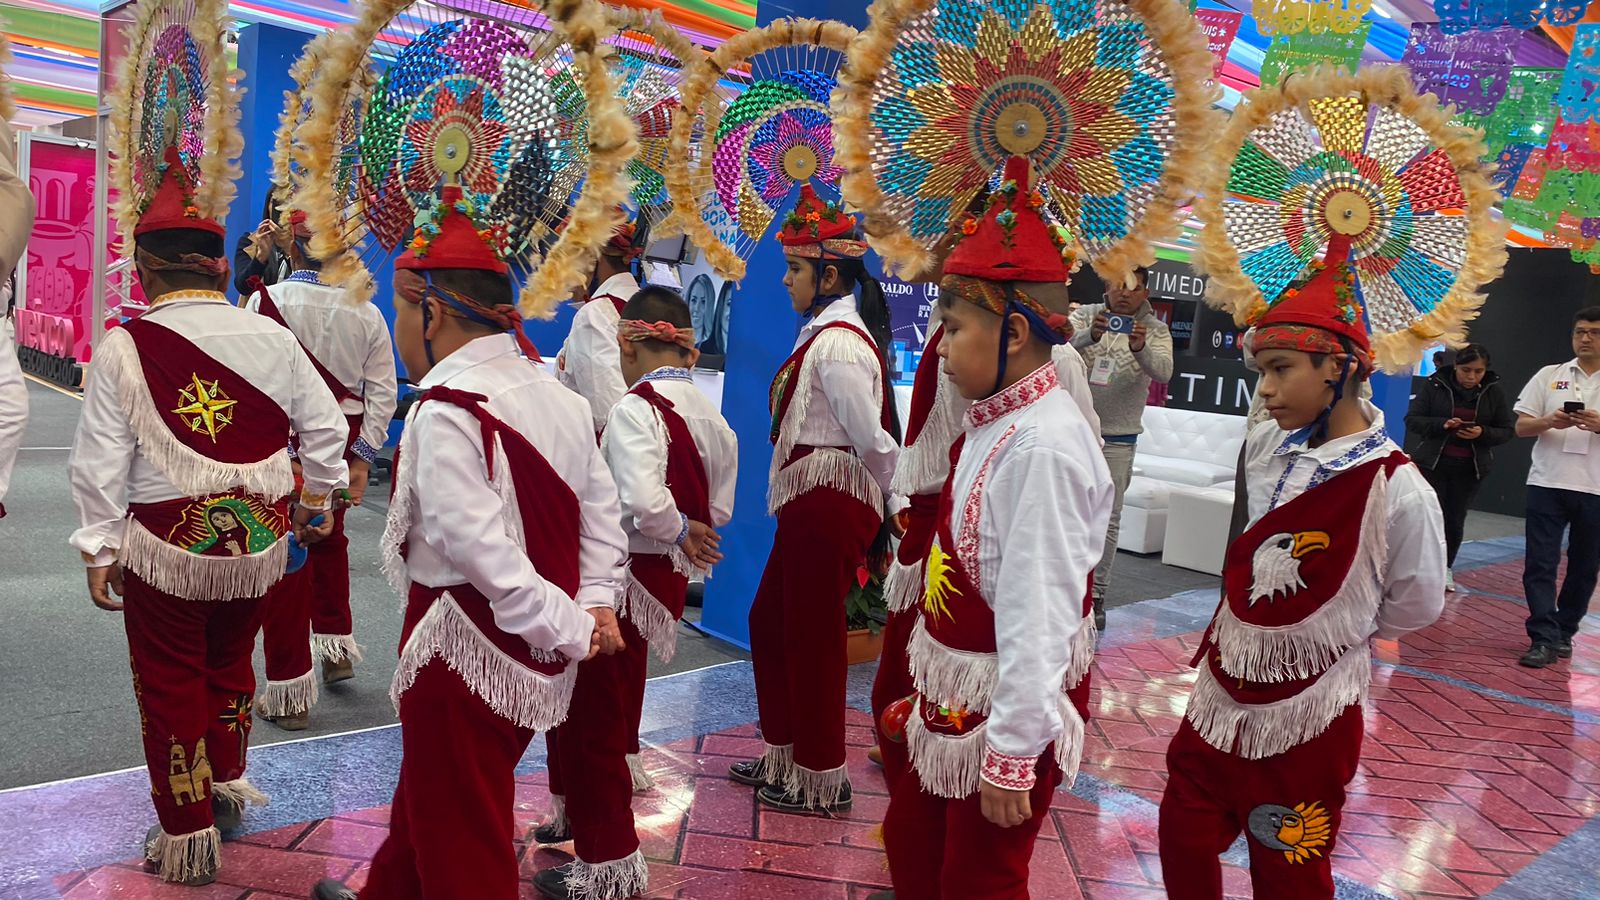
[
  {"xmin": 402, "ymin": 333, "xmax": 628, "ymax": 661},
  {"xmin": 950, "ymin": 363, "xmax": 1113, "ymax": 767},
  {"xmin": 602, "ymin": 368, "xmax": 738, "ymax": 555},
  {"xmin": 557, "ymin": 271, "xmax": 637, "ymax": 429},
  {"xmin": 244, "ymin": 273, "xmax": 397, "ymax": 454},
  {"xmin": 1243, "ymin": 401, "xmax": 1446, "ymax": 640},
  {"xmin": 790, "ymin": 296, "xmax": 899, "ymax": 495},
  {"xmin": 69, "ymin": 293, "xmax": 350, "ymax": 566}
]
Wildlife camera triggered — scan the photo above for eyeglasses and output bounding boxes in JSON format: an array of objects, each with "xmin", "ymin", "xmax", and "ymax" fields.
[{"xmin": 1576, "ymin": 328, "xmax": 1600, "ymax": 339}]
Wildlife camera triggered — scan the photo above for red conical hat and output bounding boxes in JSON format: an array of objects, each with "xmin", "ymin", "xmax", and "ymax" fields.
[
  {"xmin": 776, "ymin": 184, "xmax": 867, "ymax": 259},
  {"xmin": 395, "ymin": 185, "xmax": 508, "ymax": 274},
  {"xmin": 134, "ymin": 147, "xmax": 225, "ymax": 238},
  {"xmin": 943, "ymin": 156, "xmax": 1073, "ymax": 284},
  {"xmin": 1249, "ymin": 234, "xmax": 1372, "ymax": 367}
]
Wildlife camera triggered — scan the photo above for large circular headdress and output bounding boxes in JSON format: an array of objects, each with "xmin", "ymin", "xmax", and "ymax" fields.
[
  {"xmin": 834, "ymin": 0, "xmax": 1219, "ymax": 284},
  {"xmin": 665, "ymin": 17, "xmax": 859, "ymax": 281},
  {"xmin": 296, "ymin": 0, "xmax": 637, "ymax": 317},
  {"xmin": 106, "ymin": 0, "xmax": 242, "ymax": 252},
  {"xmin": 1195, "ymin": 65, "xmax": 1507, "ymax": 372}
]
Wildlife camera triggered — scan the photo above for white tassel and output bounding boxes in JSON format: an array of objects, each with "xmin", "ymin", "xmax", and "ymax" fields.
[
  {"xmin": 769, "ymin": 328, "xmax": 888, "ymax": 517},
  {"xmin": 884, "ymin": 559, "xmax": 925, "ymax": 614},
  {"xmin": 566, "ymin": 849, "xmax": 649, "ymax": 900},
  {"xmin": 667, "ymin": 544, "xmax": 707, "ymax": 580},
  {"xmin": 620, "ymin": 574, "xmax": 680, "ymax": 663},
  {"xmin": 256, "ymin": 669, "xmax": 317, "ymax": 717},
  {"xmin": 767, "ymin": 448, "xmax": 883, "ymax": 517},
  {"xmin": 211, "ymin": 777, "xmax": 269, "ymax": 811},
  {"xmin": 312, "ymin": 633, "xmax": 365, "ymax": 665},
  {"xmin": 1184, "ymin": 644, "xmax": 1371, "ymax": 760},
  {"xmin": 627, "ymin": 753, "xmax": 655, "ymax": 792},
  {"xmin": 906, "ymin": 702, "xmax": 988, "ymax": 800},
  {"xmin": 102, "ymin": 332, "xmax": 295, "ymax": 499},
  {"xmin": 545, "ymin": 794, "xmax": 569, "ymax": 832},
  {"xmin": 1055, "ymin": 694, "xmax": 1087, "ymax": 788},
  {"xmin": 1064, "ymin": 620, "xmax": 1098, "ymax": 691},
  {"xmin": 146, "ymin": 825, "xmax": 220, "ymax": 884},
  {"xmin": 784, "ymin": 762, "xmax": 850, "ymax": 810},
  {"xmin": 760, "ymin": 743, "xmax": 796, "ymax": 788},
  {"xmin": 907, "ymin": 617, "xmax": 998, "ymax": 715},
  {"xmin": 390, "ymin": 594, "xmax": 578, "ymax": 732},
  {"xmin": 380, "ymin": 413, "xmax": 421, "ymax": 596},
  {"xmin": 121, "ymin": 518, "xmax": 286, "ymax": 601}
]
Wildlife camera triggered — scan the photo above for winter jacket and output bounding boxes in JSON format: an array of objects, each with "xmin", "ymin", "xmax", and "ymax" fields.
[{"xmin": 1404, "ymin": 366, "xmax": 1516, "ymax": 479}]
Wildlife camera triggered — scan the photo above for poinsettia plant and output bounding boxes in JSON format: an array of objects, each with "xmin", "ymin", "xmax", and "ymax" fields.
[{"xmin": 845, "ymin": 545, "xmax": 894, "ymax": 635}]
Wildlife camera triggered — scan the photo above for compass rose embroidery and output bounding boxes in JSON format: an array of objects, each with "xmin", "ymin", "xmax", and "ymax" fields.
[{"xmin": 172, "ymin": 374, "xmax": 238, "ymax": 442}]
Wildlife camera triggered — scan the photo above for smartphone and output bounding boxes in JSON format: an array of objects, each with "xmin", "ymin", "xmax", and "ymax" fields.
[
  {"xmin": 1565, "ymin": 401, "xmax": 1586, "ymax": 414},
  {"xmin": 1106, "ymin": 314, "xmax": 1135, "ymax": 335}
]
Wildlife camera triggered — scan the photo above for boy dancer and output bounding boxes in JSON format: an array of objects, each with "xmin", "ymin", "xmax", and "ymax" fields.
[
  {"xmin": 531, "ymin": 288, "xmax": 737, "ymax": 899},
  {"xmin": 312, "ymin": 186, "xmax": 631, "ymax": 899},
  {"xmin": 70, "ymin": 147, "xmax": 349, "ymax": 884},
  {"xmin": 249, "ymin": 211, "xmax": 397, "ymax": 728},
  {"xmin": 1157, "ymin": 235, "xmax": 1446, "ymax": 899},
  {"xmin": 558, "ymin": 215, "xmax": 640, "ymax": 432},
  {"xmin": 878, "ymin": 158, "xmax": 1112, "ymax": 899}
]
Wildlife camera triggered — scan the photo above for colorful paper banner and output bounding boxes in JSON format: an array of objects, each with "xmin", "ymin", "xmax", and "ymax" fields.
[
  {"xmin": 1254, "ymin": 0, "xmax": 1372, "ymax": 37},
  {"xmin": 1194, "ymin": 9, "xmax": 1244, "ymax": 78},
  {"xmin": 1434, "ymin": 0, "xmax": 1588, "ymax": 35},
  {"xmin": 1402, "ymin": 23, "xmax": 1519, "ymax": 116},
  {"xmin": 1259, "ymin": 22, "xmax": 1371, "ymax": 86},
  {"xmin": 1557, "ymin": 24, "xmax": 1600, "ymax": 122}
]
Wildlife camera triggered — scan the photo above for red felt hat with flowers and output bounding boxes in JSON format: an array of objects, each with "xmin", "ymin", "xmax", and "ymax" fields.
[
  {"xmin": 1249, "ymin": 233, "xmax": 1373, "ymax": 367},
  {"xmin": 395, "ymin": 185, "xmax": 508, "ymax": 274},
  {"xmin": 287, "ymin": 209, "xmax": 311, "ymax": 238},
  {"xmin": 134, "ymin": 146, "xmax": 226, "ymax": 238},
  {"xmin": 943, "ymin": 156, "xmax": 1075, "ymax": 284},
  {"xmin": 776, "ymin": 183, "xmax": 867, "ymax": 259}
]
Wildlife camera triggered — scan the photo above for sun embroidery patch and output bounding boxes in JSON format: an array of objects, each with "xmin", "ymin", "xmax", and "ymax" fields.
[
  {"xmin": 1248, "ymin": 530, "xmax": 1330, "ymax": 606},
  {"xmin": 1248, "ymin": 801, "xmax": 1332, "ymax": 864},
  {"xmin": 172, "ymin": 373, "xmax": 238, "ymax": 442},
  {"xmin": 924, "ymin": 542, "xmax": 960, "ymax": 623}
]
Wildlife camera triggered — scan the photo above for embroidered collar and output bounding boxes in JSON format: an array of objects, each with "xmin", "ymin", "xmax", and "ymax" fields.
[
  {"xmin": 639, "ymin": 366, "xmax": 693, "ymax": 384},
  {"xmin": 149, "ymin": 289, "xmax": 228, "ymax": 307},
  {"xmin": 285, "ymin": 270, "xmax": 327, "ymax": 286},
  {"xmin": 1267, "ymin": 400, "xmax": 1393, "ymax": 510},
  {"xmin": 966, "ymin": 362, "xmax": 1059, "ymax": 429}
]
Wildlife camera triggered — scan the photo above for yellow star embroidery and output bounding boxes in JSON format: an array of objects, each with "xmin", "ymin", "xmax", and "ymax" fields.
[
  {"xmin": 924, "ymin": 542, "xmax": 961, "ymax": 623},
  {"xmin": 172, "ymin": 374, "xmax": 237, "ymax": 443}
]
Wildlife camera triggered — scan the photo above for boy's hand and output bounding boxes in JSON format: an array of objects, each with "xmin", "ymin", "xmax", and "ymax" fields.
[
  {"xmin": 88, "ymin": 565, "xmax": 125, "ymax": 612},
  {"xmin": 293, "ymin": 505, "xmax": 334, "ymax": 545},
  {"xmin": 587, "ymin": 607, "xmax": 626, "ymax": 655},
  {"xmin": 979, "ymin": 780, "xmax": 1032, "ymax": 828},
  {"xmin": 347, "ymin": 459, "xmax": 370, "ymax": 506},
  {"xmin": 683, "ymin": 521, "xmax": 723, "ymax": 567}
]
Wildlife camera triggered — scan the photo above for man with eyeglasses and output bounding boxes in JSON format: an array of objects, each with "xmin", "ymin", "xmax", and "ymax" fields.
[{"xmin": 1513, "ymin": 307, "xmax": 1600, "ymax": 668}]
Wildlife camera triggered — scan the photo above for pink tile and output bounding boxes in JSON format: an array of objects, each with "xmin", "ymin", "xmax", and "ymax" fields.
[
  {"xmin": 210, "ymin": 842, "xmax": 359, "ymax": 891},
  {"xmin": 679, "ymin": 831, "xmax": 804, "ymax": 870},
  {"xmin": 762, "ymin": 843, "xmax": 893, "ymax": 888},
  {"xmin": 292, "ymin": 818, "xmax": 390, "ymax": 861},
  {"xmin": 63, "ymin": 866, "xmax": 246, "ymax": 899},
  {"xmin": 644, "ymin": 867, "xmax": 850, "ymax": 899},
  {"xmin": 684, "ymin": 777, "xmax": 757, "ymax": 838},
  {"xmin": 331, "ymin": 805, "xmax": 392, "ymax": 827},
  {"xmin": 236, "ymin": 822, "xmax": 315, "ymax": 850}
]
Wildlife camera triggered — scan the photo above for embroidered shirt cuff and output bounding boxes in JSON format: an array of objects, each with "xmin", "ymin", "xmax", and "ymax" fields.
[
  {"xmin": 286, "ymin": 442, "xmax": 298, "ymax": 460},
  {"xmin": 980, "ymin": 746, "xmax": 1038, "ymax": 792},
  {"xmin": 350, "ymin": 436, "xmax": 380, "ymax": 464},
  {"xmin": 673, "ymin": 514, "xmax": 689, "ymax": 547},
  {"xmin": 299, "ymin": 489, "xmax": 333, "ymax": 512}
]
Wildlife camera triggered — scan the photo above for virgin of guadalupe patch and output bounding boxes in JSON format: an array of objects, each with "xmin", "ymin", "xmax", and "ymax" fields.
[{"xmin": 166, "ymin": 494, "xmax": 289, "ymax": 557}]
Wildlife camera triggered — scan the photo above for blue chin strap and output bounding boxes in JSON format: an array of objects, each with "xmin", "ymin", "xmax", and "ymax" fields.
[
  {"xmin": 419, "ymin": 271, "xmax": 508, "ymax": 367},
  {"xmin": 990, "ymin": 284, "xmax": 1069, "ymax": 396},
  {"xmin": 1287, "ymin": 336, "xmax": 1360, "ymax": 446}
]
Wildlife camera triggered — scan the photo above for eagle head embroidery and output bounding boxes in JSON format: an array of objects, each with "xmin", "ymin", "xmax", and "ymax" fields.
[
  {"xmin": 1248, "ymin": 530, "xmax": 1330, "ymax": 606},
  {"xmin": 1247, "ymin": 801, "xmax": 1332, "ymax": 864}
]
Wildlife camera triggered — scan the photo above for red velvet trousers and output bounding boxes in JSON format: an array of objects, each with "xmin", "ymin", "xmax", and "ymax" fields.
[
  {"xmin": 545, "ymin": 617, "xmax": 643, "ymax": 867},
  {"xmin": 262, "ymin": 506, "xmax": 352, "ymax": 690},
  {"xmin": 883, "ymin": 754, "xmax": 1063, "ymax": 899},
  {"xmin": 1158, "ymin": 704, "xmax": 1364, "ymax": 900},
  {"xmin": 869, "ymin": 608, "xmax": 917, "ymax": 789},
  {"xmin": 749, "ymin": 486, "xmax": 880, "ymax": 775},
  {"xmin": 623, "ymin": 553, "xmax": 687, "ymax": 756},
  {"xmin": 362, "ymin": 659, "xmax": 535, "ymax": 899},
  {"xmin": 123, "ymin": 571, "xmax": 264, "ymax": 837}
]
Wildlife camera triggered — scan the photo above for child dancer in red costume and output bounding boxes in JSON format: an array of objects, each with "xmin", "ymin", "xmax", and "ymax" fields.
[
  {"xmin": 729, "ymin": 184, "xmax": 901, "ymax": 813},
  {"xmin": 1158, "ymin": 234, "xmax": 1446, "ymax": 899},
  {"xmin": 312, "ymin": 185, "xmax": 631, "ymax": 900},
  {"xmin": 876, "ymin": 158, "xmax": 1112, "ymax": 900}
]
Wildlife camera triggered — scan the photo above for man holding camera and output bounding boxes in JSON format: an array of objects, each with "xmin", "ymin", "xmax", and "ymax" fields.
[
  {"xmin": 1070, "ymin": 267, "xmax": 1173, "ymax": 630},
  {"xmin": 1514, "ymin": 306, "xmax": 1600, "ymax": 668}
]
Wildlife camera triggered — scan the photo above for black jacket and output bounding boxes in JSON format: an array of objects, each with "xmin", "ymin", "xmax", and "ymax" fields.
[
  {"xmin": 232, "ymin": 233, "xmax": 289, "ymax": 296},
  {"xmin": 1404, "ymin": 366, "xmax": 1516, "ymax": 478}
]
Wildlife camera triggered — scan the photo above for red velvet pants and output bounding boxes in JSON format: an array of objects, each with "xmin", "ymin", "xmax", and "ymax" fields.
[
  {"xmin": 362, "ymin": 659, "xmax": 535, "ymax": 899},
  {"xmin": 262, "ymin": 507, "xmax": 352, "ymax": 692},
  {"xmin": 123, "ymin": 571, "xmax": 264, "ymax": 837},
  {"xmin": 749, "ymin": 486, "xmax": 880, "ymax": 776},
  {"xmin": 1158, "ymin": 704, "xmax": 1364, "ymax": 900},
  {"xmin": 545, "ymin": 617, "xmax": 643, "ymax": 867},
  {"xmin": 623, "ymin": 553, "xmax": 687, "ymax": 756},
  {"xmin": 869, "ymin": 609, "xmax": 917, "ymax": 789},
  {"xmin": 883, "ymin": 753, "xmax": 1062, "ymax": 899}
]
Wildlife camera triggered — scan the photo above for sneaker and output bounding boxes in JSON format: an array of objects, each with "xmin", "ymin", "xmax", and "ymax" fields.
[
  {"xmin": 1559, "ymin": 637, "xmax": 1575, "ymax": 659},
  {"xmin": 311, "ymin": 879, "xmax": 359, "ymax": 900},
  {"xmin": 212, "ymin": 794, "xmax": 244, "ymax": 833},
  {"xmin": 322, "ymin": 658, "xmax": 355, "ymax": 685},
  {"xmin": 866, "ymin": 745, "xmax": 883, "ymax": 768},
  {"xmin": 532, "ymin": 863, "xmax": 574, "ymax": 900},
  {"xmin": 1445, "ymin": 570, "xmax": 1457, "ymax": 593},
  {"xmin": 532, "ymin": 818, "xmax": 572, "ymax": 845},
  {"xmin": 728, "ymin": 758, "xmax": 774, "ymax": 787},
  {"xmin": 143, "ymin": 825, "xmax": 217, "ymax": 886},
  {"xmin": 756, "ymin": 782, "xmax": 853, "ymax": 814},
  {"xmin": 1520, "ymin": 644, "xmax": 1559, "ymax": 668},
  {"xmin": 264, "ymin": 711, "xmax": 310, "ymax": 732}
]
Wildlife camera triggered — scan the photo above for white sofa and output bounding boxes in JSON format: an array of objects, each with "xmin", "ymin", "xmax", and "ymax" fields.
[{"xmin": 1118, "ymin": 406, "xmax": 1248, "ymax": 554}]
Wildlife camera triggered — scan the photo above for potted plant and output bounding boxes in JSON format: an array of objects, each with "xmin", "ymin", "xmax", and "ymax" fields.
[{"xmin": 845, "ymin": 563, "xmax": 889, "ymax": 664}]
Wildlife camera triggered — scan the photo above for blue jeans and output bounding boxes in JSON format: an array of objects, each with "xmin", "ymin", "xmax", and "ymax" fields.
[{"xmin": 1523, "ymin": 485, "xmax": 1600, "ymax": 646}]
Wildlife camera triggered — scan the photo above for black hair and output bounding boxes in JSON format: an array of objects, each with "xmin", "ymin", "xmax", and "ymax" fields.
[
  {"xmin": 812, "ymin": 252, "xmax": 903, "ymax": 444},
  {"xmin": 136, "ymin": 228, "xmax": 226, "ymax": 262},
  {"xmin": 1131, "ymin": 265, "xmax": 1149, "ymax": 288},
  {"xmin": 621, "ymin": 285, "xmax": 694, "ymax": 358},
  {"xmin": 1577, "ymin": 306, "xmax": 1600, "ymax": 325},
  {"xmin": 1454, "ymin": 343, "xmax": 1491, "ymax": 367},
  {"xmin": 431, "ymin": 267, "xmax": 515, "ymax": 309},
  {"xmin": 290, "ymin": 236, "xmax": 323, "ymax": 272}
]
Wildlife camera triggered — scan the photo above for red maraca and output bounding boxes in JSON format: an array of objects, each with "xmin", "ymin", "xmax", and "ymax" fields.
[{"xmin": 880, "ymin": 694, "xmax": 917, "ymax": 744}]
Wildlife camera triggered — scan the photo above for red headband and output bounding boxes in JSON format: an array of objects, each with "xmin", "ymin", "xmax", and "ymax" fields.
[
  {"xmin": 399, "ymin": 278, "xmax": 543, "ymax": 362},
  {"xmin": 134, "ymin": 245, "xmax": 229, "ymax": 278},
  {"xmin": 619, "ymin": 319, "xmax": 696, "ymax": 349}
]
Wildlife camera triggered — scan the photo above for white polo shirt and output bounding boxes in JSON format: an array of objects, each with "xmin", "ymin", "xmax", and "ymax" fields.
[{"xmin": 1515, "ymin": 360, "xmax": 1600, "ymax": 496}]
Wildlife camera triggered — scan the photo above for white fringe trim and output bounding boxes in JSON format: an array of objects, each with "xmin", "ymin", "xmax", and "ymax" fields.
[
  {"xmin": 767, "ymin": 447, "xmax": 882, "ymax": 517},
  {"xmin": 103, "ymin": 330, "xmax": 294, "ymax": 500},
  {"xmin": 390, "ymin": 594, "xmax": 577, "ymax": 732},
  {"xmin": 907, "ymin": 617, "xmax": 998, "ymax": 714},
  {"xmin": 907, "ymin": 694, "xmax": 1085, "ymax": 799},
  {"xmin": 312, "ymin": 633, "xmax": 365, "ymax": 665},
  {"xmin": 884, "ymin": 559, "xmax": 924, "ymax": 614},
  {"xmin": 760, "ymin": 742, "xmax": 796, "ymax": 788},
  {"xmin": 783, "ymin": 762, "xmax": 850, "ymax": 809},
  {"xmin": 627, "ymin": 753, "xmax": 655, "ymax": 792},
  {"xmin": 667, "ymin": 544, "xmax": 706, "ymax": 580},
  {"xmin": 620, "ymin": 573, "xmax": 680, "ymax": 663},
  {"xmin": 146, "ymin": 825, "xmax": 220, "ymax": 884},
  {"xmin": 256, "ymin": 669, "xmax": 317, "ymax": 717},
  {"xmin": 1064, "ymin": 620, "xmax": 1098, "ymax": 691},
  {"xmin": 1213, "ymin": 471, "xmax": 1389, "ymax": 683},
  {"xmin": 567, "ymin": 849, "xmax": 649, "ymax": 900},
  {"xmin": 890, "ymin": 371, "xmax": 966, "ymax": 497},
  {"xmin": 121, "ymin": 517, "xmax": 286, "ymax": 601},
  {"xmin": 1184, "ymin": 643, "xmax": 1371, "ymax": 760},
  {"xmin": 545, "ymin": 794, "xmax": 569, "ymax": 833},
  {"xmin": 211, "ymin": 777, "xmax": 269, "ymax": 812},
  {"xmin": 380, "ymin": 409, "xmax": 420, "ymax": 596}
]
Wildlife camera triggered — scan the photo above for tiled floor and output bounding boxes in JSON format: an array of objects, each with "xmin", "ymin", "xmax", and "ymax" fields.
[{"xmin": 20, "ymin": 540, "xmax": 1600, "ymax": 899}]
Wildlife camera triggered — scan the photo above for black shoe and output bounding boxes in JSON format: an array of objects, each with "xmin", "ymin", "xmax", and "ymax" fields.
[
  {"xmin": 212, "ymin": 793, "xmax": 243, "ymax": 833},
  {"xmin": 311, "ymin": 879, "xmax": 359, "ymax": 900},
  {"xmin": 532, "ymin": 864, "xmax": 574, "ymax": 900},
  {"xmin": 1559, "ymin": 637, "xmax": 1575, "ymax": 659},
  {"xmin": 728, "ymin": 758, "xmax": 774, "ymax": 787},
  {"xmin": 1520, "ymin": 644, "xmax": 1559, "ymax": 668},
  {"xmin": 533, "ymin": 819, "xmax": 572, "ymax": 845},
  {"xmin": 756, "ymin": 782, "xmax": 853, "ymax": 814}
]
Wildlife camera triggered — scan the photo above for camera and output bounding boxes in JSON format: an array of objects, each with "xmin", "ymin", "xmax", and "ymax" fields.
[{"xmin": 1106, "ymin": 314, "xmax": 1135, "ymax": 335}]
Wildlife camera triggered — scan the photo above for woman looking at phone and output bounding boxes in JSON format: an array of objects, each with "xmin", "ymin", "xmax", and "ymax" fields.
[{"xmin": 1405, "ymin": 344, "xmax": 1515, "ymax": 590}]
